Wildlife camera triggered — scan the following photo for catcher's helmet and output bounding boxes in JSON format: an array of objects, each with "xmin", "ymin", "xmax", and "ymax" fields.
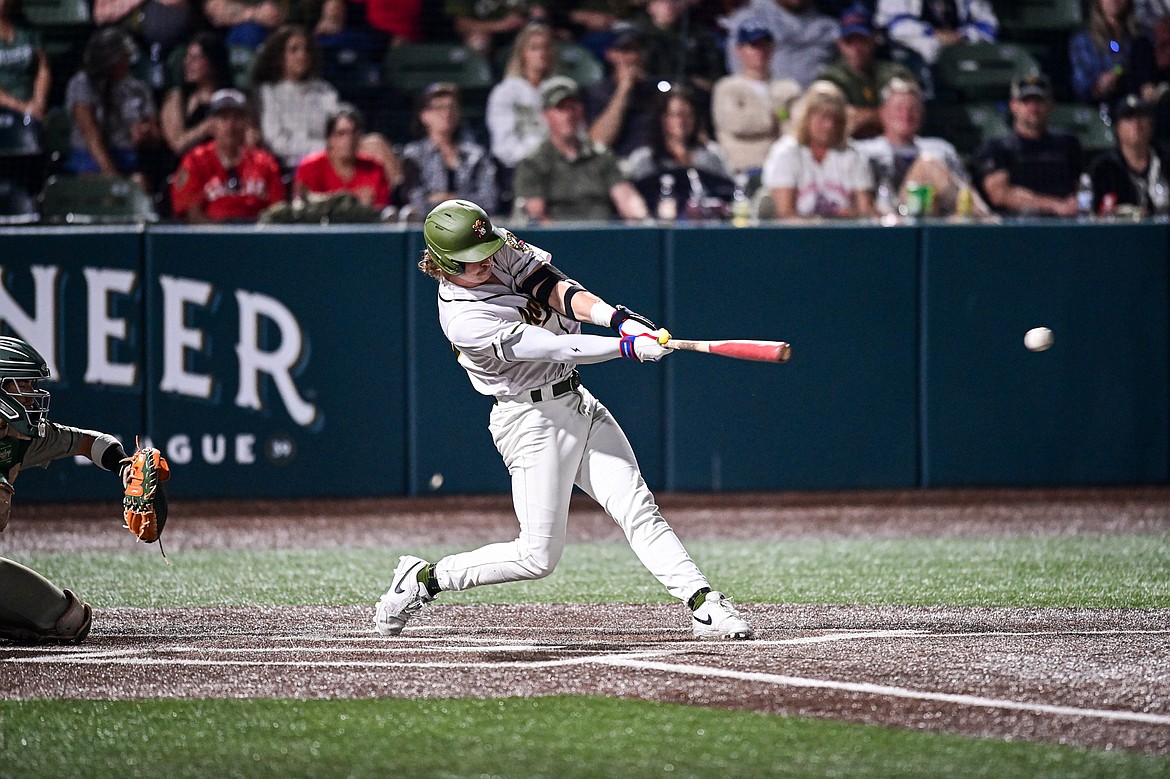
[
  {"xmin": 423, "ymin": 199, "xmax": 506, "ymax": 275},
  {"xmin": 0, "ymin": 336, "xmax": 50, "ymax": 438}
]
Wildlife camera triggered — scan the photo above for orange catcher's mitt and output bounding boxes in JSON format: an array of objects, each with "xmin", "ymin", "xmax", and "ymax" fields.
[{"xmin": 121, "ymin": 443, "xmax": 171, "ymax": 550}]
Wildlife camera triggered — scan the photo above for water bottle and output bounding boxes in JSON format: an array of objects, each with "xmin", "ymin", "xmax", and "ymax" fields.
[
  {"xmin": 684, "ymin": 168, "xmax": 706, "ymax": 221},
  {"xmin": 656, "ymin": 174, "xmax": 677, "ymax": 222},
  {"xmin": 1151, "ymin": 179, "xmax": 1169, "ymax": 216},
  {"xmin": 875, "ymin": 174, "xmax": 895, "ymax": 218},
  {"xmin": 730, "ymin": 173, "xmax": 751, "ymax": 228},
  {"xmin": 1076, "ymin": 173, "xmax": 1094, "ymax": 220}
]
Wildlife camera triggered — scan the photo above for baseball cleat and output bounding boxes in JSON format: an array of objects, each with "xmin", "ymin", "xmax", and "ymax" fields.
[
  {"xmin": 373, "ymin": 555, "xmax": 434, "ymax": 636},
  {"xmin": 692, "ymin": 591, "xmax": 754, "ymax": 640}
]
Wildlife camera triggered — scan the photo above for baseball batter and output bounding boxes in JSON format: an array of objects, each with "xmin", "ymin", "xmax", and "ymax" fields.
[
  {"xmin": 374, "ymin": 199, "xmax": 753, "ymax": 640},
  {"xmin": 0, "ymin": 337, "xmax": 168, "ymax": 645}
]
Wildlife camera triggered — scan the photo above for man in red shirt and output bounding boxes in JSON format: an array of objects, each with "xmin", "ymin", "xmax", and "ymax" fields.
[
  {"xmin": 293, "ymin": 104, "xmax": 392, "ymax": 209},
  {"xmin": 171, "ymin": 88, "xmax": 286, "ymax": 222}
]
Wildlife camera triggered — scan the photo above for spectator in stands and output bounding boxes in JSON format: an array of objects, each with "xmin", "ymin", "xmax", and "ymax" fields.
[
  {"xmin": 723, "ymin": 0, "xmax": 837, "ymax": 89},
  {"xmin": 366, "ymin": 0, "xmax": 423, "ymax": 45},
  {"xmin": 711, "ymin": 18, "xmax": 802, "ymax": 175},
  {"xmin": 94, "ymin": 0, "xmax": 202, "ymax": 89},
  {"xmin": 625, "ymin": 84, "xmax": 734, "ymax": 215},
  {"xmin": 855, "ymin": 77, "xmax": 988, "ymax": 216},
  {"xmin": 400, "ymin": 82, "xmax": 498, "ymax": 217},
  {"xmin": 204, "ymin": 0, "xmax": 287, "ymax": 51},
  {"xmin": 171, "ymin": 87, "xmax": 285, "ymax": 221},
  {"xmin": 761, "ymin": 80, "xmax": 875, "ymax": 219},
  {"xmin": 251, "ymin": 24, "xmax": 338, "ymax": 170},
  {"xmin": 0, "ymin": 0, "xmax": 49, "ymax": 123},
  {"xmin": 513, "ymin": 75, "xmax": 649, "ymax": 222},
  {"xmin": 1070, "ymin": 0, "xmax": 1157, "ymax": 106},
  {"xmin": 585, "ymin": 28, "xmax": 659, "ymax": 159},
  {"xmin": 635, "ymin": 0, "xmax": 726, "ymax": 95},
  {"xmin": 816, "ymin": 4, "xmax": 917, "ymax": 140},
  {"xmin": 65, "ymin": 28, "xmax": 170, "ymax": 195},
  {"xmin": 874, "ymin": 0, "xmax": 998, "ymax": 66},
  {"xmin": 444, "ymin": 0, "xmax": 548, "ymax": 57},
  {"xmin": 553, "ymin": 0, "xmax": 637, "ymax": 61},
  {"xmin": 294, "ymin": 103, "xmax": 391, "ymax": 209},
  {"xmin": 1089, "ymin": 93, "xmax": 1170, "ymax": 214},
  {"xmin": 160, "ymin": 32, "xmax": 235, "ymax": 158},
  {"xmin": 486, "ymin": 22, "xmax": 554, "ymax": 172},
  {"xmin": 973, "ymin": 73, "xmax": 1082, "ymax": 217}
]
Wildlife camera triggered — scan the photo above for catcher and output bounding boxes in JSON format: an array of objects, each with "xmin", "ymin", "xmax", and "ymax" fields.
[{"xmin": 0, "ymin": 336, "xmax": 170, "ymax": 645}]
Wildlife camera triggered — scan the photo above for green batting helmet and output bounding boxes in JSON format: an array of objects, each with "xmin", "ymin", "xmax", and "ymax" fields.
[
  {"xmin": 0, "ymin": 336, "xmax": 51, "ymax": 438},
  {"xmin": 423, "ymin": 199, "xmax": 506, "ymax": 275}
]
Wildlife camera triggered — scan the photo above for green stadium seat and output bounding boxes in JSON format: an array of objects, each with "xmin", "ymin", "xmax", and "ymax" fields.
[
  {"xmin": 0, "ymin": 109, "xmax": 41, "ymax": 156},
  {"xmin": 0, "ymin": 179, "xmax": 38, "ymax": 224},
  {"xmin": 22, "ymin": 0, "xmax": 90, "ymax": 25},
  {"xmin": 922, "ymin": 102, "xmax": 1011, "ymax": 158},
  {"xmin": 1048, "ymin": 103, "xmax": 1116, "ymax": 155},
  {"xmin": 383, "ymin": 43, "xmax": 494, "ymax": 93},
  {"xmin": 39, "ymin": 174, "xmax": 158, "ymax": 224},
  {"xmin": 933, "ymin": 42, "xmax": 1042, "ymax": 102},
  {"xmin": 993, "ymin": 0, "xmax": 1082, "ymax": 34}
]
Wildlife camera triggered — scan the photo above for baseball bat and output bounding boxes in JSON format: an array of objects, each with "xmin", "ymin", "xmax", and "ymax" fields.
[{"xmin": 656, "ymin": 330, "xmax": 792, "ymax": 363}]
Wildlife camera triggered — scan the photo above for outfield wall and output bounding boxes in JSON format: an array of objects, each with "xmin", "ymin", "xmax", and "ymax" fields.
[{"xmin": 2, "ymin": 221, "xmax": 1165, "ymax": 501}]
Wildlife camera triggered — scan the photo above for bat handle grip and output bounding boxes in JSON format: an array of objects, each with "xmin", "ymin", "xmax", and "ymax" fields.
[{"xmin": 656, "ymin": 328, "xmax": 672, "ymax": 345}]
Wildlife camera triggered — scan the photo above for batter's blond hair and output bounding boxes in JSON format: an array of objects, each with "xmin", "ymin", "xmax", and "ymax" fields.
[{"xmin": 418, "ymin": 250, "xmax": 445, "ymax": 281}]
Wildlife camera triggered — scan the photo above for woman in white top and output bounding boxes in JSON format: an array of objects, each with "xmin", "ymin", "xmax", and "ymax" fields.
[
  {"xmin": 485, "ymin": 21, "xmax": 555, "ymax": 170},
  {"xmin": 762, "ymin": 80, "xmax": 874, "ymax": 219},
  {"xmin": 251, "ymin": 24, "xmax": 338, "ymax": 169}
]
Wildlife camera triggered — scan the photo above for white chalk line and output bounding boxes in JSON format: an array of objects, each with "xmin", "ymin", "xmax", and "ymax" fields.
[
  {"xmin": 4, "ymin": 627, "xmax": 1169, "ymax": 727},
  {"xmin": 593, "ymin": 656, "xmax": 1170, "ymax": 727}
]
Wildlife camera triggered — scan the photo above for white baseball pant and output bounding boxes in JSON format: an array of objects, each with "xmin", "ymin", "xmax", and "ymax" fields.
[{"xmin": 433, "ymin": 384, "xmax": 711, "ymax": 603}]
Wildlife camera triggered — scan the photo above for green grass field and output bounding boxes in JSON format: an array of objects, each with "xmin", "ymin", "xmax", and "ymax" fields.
[{"xmin": 2, "ymin": 533, "xmax": 1169, "ymax": 778}]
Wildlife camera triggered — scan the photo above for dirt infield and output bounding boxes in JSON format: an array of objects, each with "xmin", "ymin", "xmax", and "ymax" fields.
[{"xmin": 2, "ymin": 488, "xmax": 1169, "ymax": 754}]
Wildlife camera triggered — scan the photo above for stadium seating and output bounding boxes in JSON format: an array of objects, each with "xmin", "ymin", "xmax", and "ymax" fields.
[
  {"xmin": 39, "ymin": 174, "xmax": 158, "ymax": 224},
  {"xmin": 21, "ymin": 0, "xmax": 90, "ymax": 26},
  {"xmin": 0, "ymin": 179, "xmax": 38, "ymax": 224},
  {"xmin": 933, "ymin": 41, "xmax": 1042, "ymax": 103},
  {"xmin": 493, "ymin": 41, "xmax": 605, "ymax": 88},
  {"xmin": 1048, "ymin": 103, "xmax": 1116, "ymax": 156},
  {"xmin": 992, "ymin": 0, "xmax": 1083, "ymax": 36},
  {"xmin": 922, "ymin": 102, "xmax": 1011, "ymax": 157},
  {"xmin": 383, "ymin": 42, "xmax": 495, "ymax": 93},
  {"xmin": 0, "ymin": 109, "xmax": 41, "ymax": 157}
]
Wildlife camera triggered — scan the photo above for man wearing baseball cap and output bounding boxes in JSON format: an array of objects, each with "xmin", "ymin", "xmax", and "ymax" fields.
[
  {"xmin": 1088, "ymin": 94, "xmax": 1170, "ymax": 216},
  {"xmin": 723, "ymin": 0, "xmax": 837, "ymax": 88},
  {"xmin": 815, "ymin": 4, "xmax": 918, "ymax": 139},
  {"xmin": 711, "ymin": 17, "xmax": 802, "ymax": 174},
  {"xmin": 171, "ymin": 88, "xmax": 286, "ymax": 222},
  {"xmin": 973, "ymin": 73, "xmax": 1083, "ymax": 216},
  {"xmin": 512, "ymin": 76, "xmax": 648, "ymax": 222},
  {"xmin": 584, "ymin": 27, "xmax": 658, "ymax": 158}
]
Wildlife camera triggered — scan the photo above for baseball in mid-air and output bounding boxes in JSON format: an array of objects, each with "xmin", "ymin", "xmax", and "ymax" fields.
[
  {"xmin": 1024, "ymin": 327, "xmax": 1054, "ymax": 352},
  {"xmin": 428, "ymin": 473, "xmax": 445, "ymax": 490}
]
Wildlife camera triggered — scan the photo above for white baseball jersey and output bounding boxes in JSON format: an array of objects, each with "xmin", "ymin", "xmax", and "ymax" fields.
[{"xmin": 438, "ymin": 231, "xmax": 580, "ymax": 398}]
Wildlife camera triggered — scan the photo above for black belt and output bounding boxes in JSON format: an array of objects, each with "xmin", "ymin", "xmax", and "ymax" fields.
[{"xmin": 529, "ymin": 371, "xmax": 580, "ymax": 402}]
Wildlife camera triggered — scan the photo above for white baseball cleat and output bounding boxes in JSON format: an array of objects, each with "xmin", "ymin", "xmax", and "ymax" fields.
[
  {"xmin": 692, "ymin": 591, "xmax": 754, "ymax": 640},
  {"xmin": 374, "ymin": 555, "xmax": 434, "ymax": 636}
]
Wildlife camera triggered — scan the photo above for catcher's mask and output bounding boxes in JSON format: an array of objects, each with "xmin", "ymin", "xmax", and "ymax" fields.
[
  {"xmin": 0, "ymin": 336, "xmax": 50, "ymax": 438},
  {"xmin": 423, "ymin": 199, "xmax": 506, "ymax": 276}
]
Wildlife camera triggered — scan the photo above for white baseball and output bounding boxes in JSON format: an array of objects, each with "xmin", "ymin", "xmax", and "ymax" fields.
[
  {"xmin": 1024, "ymin": 327, "xmax": 1054, "ymax": 352},
  {"xmin": 428, "ymin": 473, "xmax": 445, "ymax": 490}
]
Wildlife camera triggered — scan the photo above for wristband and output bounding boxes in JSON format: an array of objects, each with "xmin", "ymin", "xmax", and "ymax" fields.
[
  {"xmin": 589, "ymin": 301, "xmax": 617, "ymax": 328},
  {"xmin": 619, "ymin": 334, "xmax": 640, "ymax": 361}
]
